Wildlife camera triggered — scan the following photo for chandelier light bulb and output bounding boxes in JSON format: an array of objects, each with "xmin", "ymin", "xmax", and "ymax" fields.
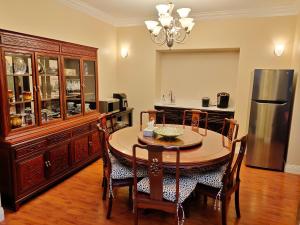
[
  {"xmin": 145, "ymin": 20, "xmax": 159, "ymax": 31},
  {"xmin": 153, "ymin": 26, "xmax": 162, "ymax": 36},
  {"xmin": 179, "ymin": 17, "xmax": 194, "ymax": 29},
  {"xmin": 187, "ymin": 22, "xmax": 195, "ymax": 32},
  {"xmin": 159, "ymin": 15, "xmax": 173, "ymax": 27},
  {"xmin": 177, "ymin": 8, "xmax": 191, "ymax": 18},
  {"xmin": 156, "ymin": 4, "xmax": 170, "ymax": 15}
]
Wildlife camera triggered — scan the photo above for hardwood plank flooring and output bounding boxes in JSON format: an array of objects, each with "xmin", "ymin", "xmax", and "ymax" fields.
[{"xmin": 0, "ymin": 160, "xmax": 299, "ymax": 225}]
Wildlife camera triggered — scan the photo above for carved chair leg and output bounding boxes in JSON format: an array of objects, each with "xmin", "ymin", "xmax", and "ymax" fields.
[
  {"xmin": 235, "ymin": 186, "xmax": 241, "ymax": 218},
  {"xmin": 134, "ymin": 208, "xmax": 139, "ymax": 225},
  {"xmin": 102, "ymin": 177, "xmax": 107, "ymax": 200},
  {"xmin": 175, "ymin": 212, "xmax": 179, "ymax": 225},
  {"xmin": 128, "ymin": 185, "xmax": 133, "ymax": 209},
  {"xmin": 221, "ymin": 197, "xmax": 227, "ymax": 225},
  {"xmin": 106, "ymin": 195, "xmax": 113, "ymax": 219}
]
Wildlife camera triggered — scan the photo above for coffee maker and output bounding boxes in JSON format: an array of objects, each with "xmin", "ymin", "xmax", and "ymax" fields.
[{"xmin": 113, "ymin": 93, "xmax": 128, "ymax": 111}]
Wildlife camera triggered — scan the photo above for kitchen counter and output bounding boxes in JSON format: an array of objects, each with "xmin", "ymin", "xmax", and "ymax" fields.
[{"xmin": 154, "ymin": 100, "xmax": 235, "ymax": 112}]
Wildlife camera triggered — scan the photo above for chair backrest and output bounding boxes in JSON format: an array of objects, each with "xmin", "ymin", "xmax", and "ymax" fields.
[
  {"xmin": 140, "ymin": 110, "xmax": 165, "ymax": 131},
  {"xmin": 182, "ymin": 109, "xmax": 208, "ymax": 135},
  {"xmin": 97, "ymin": 114, "xmax": 112, "ymax": 171},
  {"xmin": 222, "ymin": 135, "xmax": 247, "ymax": 191},
  {"xmin": 221, "ymin": 118, "xmax": 239, "ymax": 140},
  {"xmin": 221, "ymin": 118, "xmax": 239, "ymax": 148},
  {"xmin": 132, "ymin": 144, "xmax": 180, "ymax": 202}
]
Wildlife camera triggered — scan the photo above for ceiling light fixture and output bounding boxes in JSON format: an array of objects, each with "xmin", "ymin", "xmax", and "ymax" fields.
[{"xmin": 144, "ymin": 2, "xmax": 195, "ymax": 48}]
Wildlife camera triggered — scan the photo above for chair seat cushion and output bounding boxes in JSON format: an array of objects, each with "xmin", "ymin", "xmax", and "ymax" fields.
[
  {"xmin": 189, "ymin": 164, "xmax": 228, "ymax": 188},
  {"xmin": 137, "ymin": 175, "xmax": 197, "ymax": 203},
  {"xmin": 110, "ymin": 153, "xmax": 147, "ymax": 179}
]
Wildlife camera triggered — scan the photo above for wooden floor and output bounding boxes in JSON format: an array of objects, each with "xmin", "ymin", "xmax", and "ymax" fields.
[{"xmin": 1, "ymin": 160, "xmax": 300, "ymax": 225}]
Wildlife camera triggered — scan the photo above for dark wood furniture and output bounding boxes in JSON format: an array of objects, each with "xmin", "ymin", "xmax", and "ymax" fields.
[
  {"xmin": 140, "ymin": 110, "xmax": 165, "ymax": 131},
  {"xmin": 98, "ymin": 114, "xmax": 133, "ymax": 219},
  {"xmin": 183, "ymin": 109, "xmax": 208, "ymax": 135},
  {"xmin": 109, "ymin": 125, "xmax": 231, "ymax": 169},
  {"xmin": 105, "ymin": 108, "xmax": 134, "ymax": 133},
  {"xmin": 154, "ymin": 105, "xmax": 234, "ymax": 133},
  {"xmin": 197, "ymin": 135, "xmax": 247, "ymax": 225},
  {"xmin": 0, "ymin": 29, "xmax": 100, "ymax": 210},
  {"xmin": 132, "ymin": 144, "xmax": 182, "ymax": 225},
  {"xmin": 221, "ymin": 118, "xmax": 239, "ymax": 148}
]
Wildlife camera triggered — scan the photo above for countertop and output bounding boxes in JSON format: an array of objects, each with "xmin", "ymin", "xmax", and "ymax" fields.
[{"xmin": 154, "ymin": 100, "xmax": 235, "ymax": 112}]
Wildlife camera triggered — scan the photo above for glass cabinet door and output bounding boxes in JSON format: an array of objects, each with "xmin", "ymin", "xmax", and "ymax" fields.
[
  {"xmin": 5, "ymin": 52, "xmax": 36, "ymax": 130},
  {"xmin": 83, "ymin": 60, "xmax": 96, "ymax": 113},
  {"xmin": 37, "ymin": 55, "xmax": 61, "ymax": 124},
  {"xmin": 64, "ymin": 58, "xmax": 82, "ymax": 117}
]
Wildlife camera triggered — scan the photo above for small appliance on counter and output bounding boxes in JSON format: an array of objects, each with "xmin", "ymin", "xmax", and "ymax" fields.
[
  {"xmin": 99, "ymin": 98, "xmax": 120, "ymax": 113},
  {"xmin": 202, "ymin": 97, "xmax": 210, "ymax": 107},
  {"xmin": 113, "ymin": 93, "xmax": 128, "ymax": 111},
  {"xmin": 217, "ymin": 92, "xmax": 230, "ymax": 108}
]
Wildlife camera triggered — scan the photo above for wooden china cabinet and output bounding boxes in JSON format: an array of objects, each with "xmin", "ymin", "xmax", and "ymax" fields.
[{"xmin": 0, "ymin": 29, "xmax": 101, "ymax": 210}]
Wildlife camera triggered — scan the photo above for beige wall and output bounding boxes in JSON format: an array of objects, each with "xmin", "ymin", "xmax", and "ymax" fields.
[
  {"xmin": 0, "ymin": 0, "xmax": 117, "ymax": 99},
  {"xmin": 287, "ymin": 14, "xmax": 300, "ymax": 169},
  {"xmin": 117, "ymin": 16, "xmax": 299, "ymax": 167},
  {"xmin": 158, "ymin": 50, "xmax": 239, "ymax": 106}
]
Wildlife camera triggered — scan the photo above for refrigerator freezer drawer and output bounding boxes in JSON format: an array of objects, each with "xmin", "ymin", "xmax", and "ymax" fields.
[
  {"xmin": 252, "ymin": 69, "xmax": 293, "ymax": 102},
  {"xmin": 246, "ymin": 101, "xmax": 290, "ymax": 171}
]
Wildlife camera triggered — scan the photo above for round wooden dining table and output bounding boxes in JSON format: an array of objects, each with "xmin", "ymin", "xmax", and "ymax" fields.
[{"xmin": 108, "ymin": 125, "xmax": 231, "ymax": 169}]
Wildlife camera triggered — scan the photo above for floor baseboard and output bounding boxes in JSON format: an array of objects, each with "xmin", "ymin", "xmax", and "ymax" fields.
[{"xmin": 285, "ymin": 164, "xmax": 300, "ymax": 175}]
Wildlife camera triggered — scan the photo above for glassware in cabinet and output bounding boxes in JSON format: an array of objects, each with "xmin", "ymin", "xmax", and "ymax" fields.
[
  {"xmin": 64, "ymin": 58, "xmax": 82, "ymax": 117},
  {"xmin": 5, "ymin": 52, "xmax": 36, "ymax": 130},
  {"xmin": 83, "ymin": 60, "xmax": 96, "ymax": 113},
  {"xmin": 37, "ymin": 55, "xmax": 61, "ymax": 124}
]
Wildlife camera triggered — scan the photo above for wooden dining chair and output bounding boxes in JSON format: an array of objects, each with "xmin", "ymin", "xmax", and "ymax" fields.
[
  {"xmin": 98, "ymin": 114, "xmax": 147, "ymax": 219},
  {"xmin": 140, "ymin": 110, "xmax": 165, "ymax": 131},
  {"xmin": 191, "ymin": 135, "xmax": 247, "ymax": 225},
  {"xmin": 182, "ymin": 109, "xmax": 208, "ymax": 135},
  {"xmin": 221, "ymin": 118, "xmax": 239, "ymax": 148},
  {"xmin": 132, "ymin": 144, "xmax": 198, "ymax": 225}
]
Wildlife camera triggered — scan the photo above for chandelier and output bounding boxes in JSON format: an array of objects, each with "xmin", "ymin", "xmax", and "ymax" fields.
[{"xmin": 145, "ymin": 2, "xmax": 195, "ymax": 48}]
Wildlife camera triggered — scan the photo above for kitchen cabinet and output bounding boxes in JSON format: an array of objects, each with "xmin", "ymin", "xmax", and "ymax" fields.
[
  {"xmin": 0, "ymin": 29, "xmax": 101, "ymax": 210},
  {"xmin": 154, "ymin": 105, "xmax": 234, "ymax": 133}
]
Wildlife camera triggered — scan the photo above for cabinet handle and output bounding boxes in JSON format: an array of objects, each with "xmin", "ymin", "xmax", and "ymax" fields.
[
  {"xmin": 48, "ymin": 161, "xmax": 52, "ymax": 167},
  {"xmin": 45, "ymin": 161, "xmax": 49, "ymax": 167},
  {"xmin": 89, "ymin": 141, "xmax": 93, "ymax": 147}
]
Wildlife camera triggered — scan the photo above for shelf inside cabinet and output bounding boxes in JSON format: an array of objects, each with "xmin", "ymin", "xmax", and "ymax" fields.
[
  {"xmin": 7, "ymin": 73, "xmax": 32, "ymax": 77},
  {"xmin": 39, "ymin": 74, "xmax": 58, "ymax": 77},
  {"xmin": 84, "ymin": 74, "xmax": 95, "ymax": 77},
  {"xmin": 41, "ymin": 97, "xmax": 60, "ymax": 101},
  {"xmin": 9, "ymin": 100, "xmax": 34, "ymax": 105}
]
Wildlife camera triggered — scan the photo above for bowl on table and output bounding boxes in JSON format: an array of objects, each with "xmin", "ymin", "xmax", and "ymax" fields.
[{"xmin": 153, "ymin": 126, "xmax": 184, "ymax": 140}]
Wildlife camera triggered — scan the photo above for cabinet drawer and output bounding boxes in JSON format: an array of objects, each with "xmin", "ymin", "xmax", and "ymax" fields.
[
  {"xmin": 72, "ymin": 125, "xmax": 90, "ymax": 136},
  {"xmin": 15, "ymin": 141, "xmax": 46, "ymax": 159},
  {"xmin": 47, "ymin": 131, "xmax": 71, "ymax": 145},
  {"xmin": 16, "ymin": 154, "xmax": 46, "ymax": 194}
]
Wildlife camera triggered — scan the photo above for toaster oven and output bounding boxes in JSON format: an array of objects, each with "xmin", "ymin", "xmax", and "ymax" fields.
[{"xmin": 99, "ymin": 98, "xmax": 120, "ymax": 113}]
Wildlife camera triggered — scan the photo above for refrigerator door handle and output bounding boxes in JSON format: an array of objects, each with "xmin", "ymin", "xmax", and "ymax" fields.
[{"xmin": 254, "ymin": 100, "xmax": 287, "ymax": 105}]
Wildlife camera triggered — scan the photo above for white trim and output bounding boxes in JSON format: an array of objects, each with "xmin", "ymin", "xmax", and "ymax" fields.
[
  {"xmin": 0, "ymin": 194, "xmax": 4, "ymax": 222},
  {"xmin": 285, "ymin": 164, "xmax": 300, "ymax": 175},
  {"xmin": 57, "ymin": 0, "xmax": 118, "ymax": 26},
  {"xmin": 57, "ymin": 0, "xmax": 300, "ymax": 27}
]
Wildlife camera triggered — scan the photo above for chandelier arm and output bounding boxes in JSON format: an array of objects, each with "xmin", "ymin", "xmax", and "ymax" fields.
[{"xmin": 174, "ymin": 31, "xmax": 188, "ymax": 44}]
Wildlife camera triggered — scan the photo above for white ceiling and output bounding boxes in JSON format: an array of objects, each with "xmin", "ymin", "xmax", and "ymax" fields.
[{"xmin": 58, "ymin": 0, "xmax": 300, "ymax": 26}]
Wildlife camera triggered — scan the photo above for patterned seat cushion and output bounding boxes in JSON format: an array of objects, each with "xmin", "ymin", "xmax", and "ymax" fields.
[
  {"xmin": 189, "ymin": 164, "xmax": 228, "ymax": 188},
  {"xmin": 137, "ymin": 175, "xmax": 197, "ymax": 203},
  {"xmin": 109, "ymin": 153, "xmax": 147, "ymax": 180}
]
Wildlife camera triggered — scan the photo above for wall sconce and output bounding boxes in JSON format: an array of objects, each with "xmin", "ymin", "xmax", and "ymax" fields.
[
  {"xmin": 121, "ymin": 48, "xmax": 128, "ymax": 58},
  {"xmin": 274, "ymin": 44, "xmax": 285, "ymax": 56}
]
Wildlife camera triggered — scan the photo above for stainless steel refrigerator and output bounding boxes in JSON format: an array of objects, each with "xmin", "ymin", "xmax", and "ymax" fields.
[{"xmin": 246, "ymin": 69, "xmax": 294, "ymax": 171}]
